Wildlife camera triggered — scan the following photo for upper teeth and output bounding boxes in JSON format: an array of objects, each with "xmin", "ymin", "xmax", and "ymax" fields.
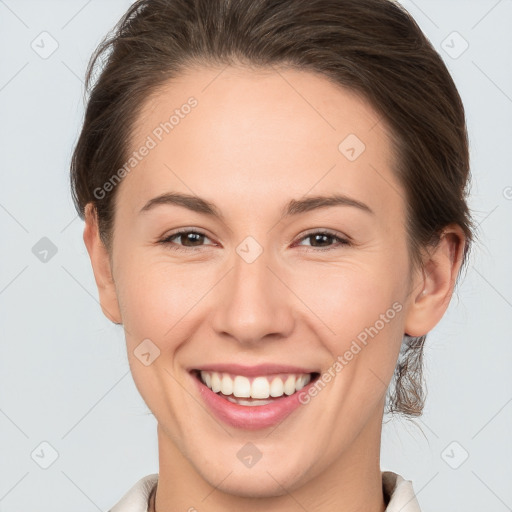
[{"xmin": 200, "ymin": 371, "xmax": 312, "ymax": 399}]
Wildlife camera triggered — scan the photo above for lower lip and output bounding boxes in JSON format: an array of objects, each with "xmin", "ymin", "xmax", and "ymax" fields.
[{"xmin": 191, "ymin": 371, "xmax": 319, "ymax": 430}]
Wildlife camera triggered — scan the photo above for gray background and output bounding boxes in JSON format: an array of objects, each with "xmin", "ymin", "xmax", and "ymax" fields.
[{"xmin": 0, "ymin": 0, "xmax": 511, "ymax": 510}]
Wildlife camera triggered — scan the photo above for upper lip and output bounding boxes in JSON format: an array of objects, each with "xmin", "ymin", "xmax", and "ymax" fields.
[{"xmin": 189, "ymin": 363, "xmax": 319, "ymax": 377}]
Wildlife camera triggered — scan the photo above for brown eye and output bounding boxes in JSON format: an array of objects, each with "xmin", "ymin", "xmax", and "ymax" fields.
[
  {"xmin": 160, "ymin": 229, "xmax": 214, "ymax": 251},
  {"xmin": 296, "ymin": 230, "xmax": 350, "ymax": 251},
  {"xmin": 174, "ymin": 232, "xmax": 205, "ymax": 247}
]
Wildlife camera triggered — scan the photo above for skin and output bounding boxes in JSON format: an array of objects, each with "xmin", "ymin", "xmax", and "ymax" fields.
[{"xmin": 84, "ymin": 65, "xmax": 465, "ymax": 512}]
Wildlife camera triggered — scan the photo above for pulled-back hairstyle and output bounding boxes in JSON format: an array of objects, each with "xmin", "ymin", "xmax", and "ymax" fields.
[{"xmin": 70, "ymin": 0, "xmax": 475, "ymax": 418}]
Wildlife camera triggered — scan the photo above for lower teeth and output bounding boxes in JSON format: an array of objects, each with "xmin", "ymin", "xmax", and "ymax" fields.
[{"xmin": 221, "ymin": 394, "xmax": 279, "ymax": 406}]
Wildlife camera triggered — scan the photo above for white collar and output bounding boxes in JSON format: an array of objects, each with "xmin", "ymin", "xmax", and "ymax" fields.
[
  {"xmin": 382, "ymin": 471, "xmax": 422, "ymax": 511},
  {"xmin": 109, "ymin": 471, "xmax": 421, "ymax": 511}
]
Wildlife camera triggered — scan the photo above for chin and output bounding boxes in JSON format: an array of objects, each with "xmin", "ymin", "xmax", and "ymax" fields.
[
  {"xmin": 197, "ymin": 454, "xmax": 311, "ymax": 499},
  {"xmin": 210, "ymin": 472, "xmax": 297, "ymax": 499}
]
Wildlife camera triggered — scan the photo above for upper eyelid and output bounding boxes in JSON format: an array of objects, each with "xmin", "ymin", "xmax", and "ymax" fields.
[
  {"xmin": 293, "ymin": 230, "xmax": 350, "ymax": 247},
  {"xmin": 163, "ymin": 228, "xmax": 213, "ymax": 241}
]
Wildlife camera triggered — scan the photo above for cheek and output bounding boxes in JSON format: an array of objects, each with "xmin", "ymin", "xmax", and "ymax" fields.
[
  {"xmin": 115, "ymin": 236, "xmax": 409, "ymax": 352},
  {"xmin": 288, "ymin": 256, "xmax": 407, "ymax": 385},
  {"xmin": 113, "ymin": 254, "xmax": 201, "ymax": 419},
  {"xmin": 114, "ymin": 251, "xmax": 221, "ymax": 356},
  {"xmin": 293, "ymin": 256, "xmax": 406, "ymax": 330}
]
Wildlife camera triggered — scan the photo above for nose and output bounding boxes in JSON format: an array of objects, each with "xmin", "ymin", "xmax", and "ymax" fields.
[{"xmin": 210, "ymin": 246, "xmax": 295, "ymax": 346}]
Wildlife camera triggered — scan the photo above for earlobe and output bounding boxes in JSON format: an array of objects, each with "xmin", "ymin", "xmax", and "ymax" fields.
[
  {"xmin": 404, "ymin": 225, "xmax": 466, "ymax": 337},
  {"xmin": 83, "ymin": 203, "xmax": 122, "ymax": 324}
]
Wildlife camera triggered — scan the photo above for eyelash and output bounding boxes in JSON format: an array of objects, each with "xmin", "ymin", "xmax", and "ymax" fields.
[{"xmin": 158, "ymin": 228, "xmax": 351, "ymax": 253}]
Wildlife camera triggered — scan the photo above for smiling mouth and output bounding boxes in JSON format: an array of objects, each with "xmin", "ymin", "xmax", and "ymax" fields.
[{"xmin": 191, "ymin": 369, "xmax": 321, "ymax": 405}]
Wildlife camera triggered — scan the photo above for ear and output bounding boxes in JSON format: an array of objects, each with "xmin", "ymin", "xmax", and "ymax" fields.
[
  {"xmin": 404, "ymin": 224, "xmax": 466, "ymax": 337},
  {"xmin": 83, "ymin": 203, "xmax": 122, "ymax": 324}
]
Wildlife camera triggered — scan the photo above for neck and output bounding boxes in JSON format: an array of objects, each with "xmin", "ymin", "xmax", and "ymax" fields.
[{"xmin": 154, "ymin": 405, "xmax": 386, "ymax": 512}]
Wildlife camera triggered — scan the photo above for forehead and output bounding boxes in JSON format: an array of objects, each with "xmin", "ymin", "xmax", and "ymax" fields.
[{"xmin": 122, "ymin": 65, "xmax": 402, "ymax": 219}]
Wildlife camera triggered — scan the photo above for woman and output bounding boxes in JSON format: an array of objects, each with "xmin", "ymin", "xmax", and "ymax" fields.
[{"xmin": 70, "ymin": 0, "xmax": 475, "ymax": 510}]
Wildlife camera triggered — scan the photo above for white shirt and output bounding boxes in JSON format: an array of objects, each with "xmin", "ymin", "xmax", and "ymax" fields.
[{"xmin": 109, "ymin": 471, "xmax": 421, "ymax": 511}]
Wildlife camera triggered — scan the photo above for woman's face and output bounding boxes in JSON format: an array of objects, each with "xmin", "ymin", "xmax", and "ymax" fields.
[{"xmin": 92, "ymin": 66, "xmax": 426, "ymax": 496}]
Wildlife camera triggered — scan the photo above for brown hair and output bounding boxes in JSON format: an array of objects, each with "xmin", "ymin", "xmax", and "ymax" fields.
[{"xmin": 70, "ymin": 0, "xmax": 475, "ymax": 418}]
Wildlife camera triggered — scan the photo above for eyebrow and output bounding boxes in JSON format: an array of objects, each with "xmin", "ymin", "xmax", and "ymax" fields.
[{"xmin": 139, "ymin": 192, "xmax": 374, "ymax": 218}]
